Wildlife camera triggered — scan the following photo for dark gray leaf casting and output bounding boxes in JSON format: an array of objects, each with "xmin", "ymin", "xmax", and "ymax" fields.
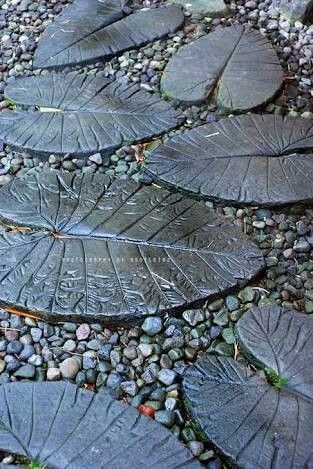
[
  {"xmin": 183, "ymin": 306, "xmax": 313, "ymax": 468},
  {"xmin": 0, "ymin": 170, "xmax": 264, "ymax": 324},
  {"xmin": 0, "ymin": 381, "xmax": 200, "ymax": 468},
  {"xmin": 144, "ymin": 114, "xmax": 313, "ymax": 207},
  {"xmin": 0, "ymin": 72, "xmax": 183, "ymax": 157},
  {"xmin": 33, "ymin": 1, "xmax": 184, "ymax": 69},
  {"xmin": 161, "ymin": 24, "xmax": 284, "ymax": 111}
]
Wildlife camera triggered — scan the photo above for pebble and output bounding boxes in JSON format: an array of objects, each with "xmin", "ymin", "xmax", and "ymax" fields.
[
  {"xmin": 138, "ymin": 343, "xmax": 153, "ymax": 357},
  {"xmin": 225, "ymin": 295, "xmax": 240, "ymax": 312},
  {"xmin": 89, "ymin": 153, "xmax": 102, "ymax": 165},
  {"xmin": 63, "ymin": 339, "xmax": 77, "ymax": 352},
  {"xmin": 162, "ymin": 336, "xmax": 184, "ymax": 350},
  {"xmin": 47, "ymin": 367, "xmax": 61, "ymax": 381},
  {"xmin": 293, "ymin": 240, "xmax": 311, "ymax": 252},
  {"xmin": 107, "ymin": 371, "xmax": 123, "ymax": 389},
  {"xmin": 76, "ymin": 323, "xmax": 90, "ymax": 340},
  {"xmin": 238, "ymin": 287, "xmax": 255, "ymax": 303},
  {"xmin": 0, "ymin": 359, "xmax": 6, "ymax": 373},
  {"xmin": 188, "ymin": 441, "xmax": 205, "ymax": 457},
  {"xmin": 121, "ymin": 380, "xmax": 138, "ymax": 396},
  {"xmin": 155, "ymin": 410, "xmax": 175, "ymax": 427},
  {"xmin": 142, "ymin": 316, "xmax": 162, "ymax": 336},
  {"xmin": 59, "ymin": 357, "xmax": 80, "ymax": 379},
  {"xmin": 182, "ymin": 309, "xmax": 205, "ymax": 326},
  {"xmin": 5, "ymin": 357, "xmax": 21, "ymax": 372},
  {"xmin": 19, "ymin": 344, "xmax": 35, "ymax": 360},
  {"xmin": 30, "ymin": 327, "xmax": 42, "ymax": 342},
  {"xmin": 28, "ymin": 354, "xmax": 43, "ymax": 366},
  {"xmin": 14, "ymin": 364, "xmax": 36, "ymax": 379},
  {"xmin": 6, "ymin": 340, "xmax": 23, "ymax": 355},
  {"xmin": 158, "ymin": 368, "xmax": 177, "ymax": 386}
]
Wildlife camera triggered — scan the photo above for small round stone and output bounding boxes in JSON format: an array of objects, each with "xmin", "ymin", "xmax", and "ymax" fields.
[
  {"xmin": 63, "ymin": 339, "xmax": 77, "ymax": 352},
  {"xmin": 188, "ymin": 441, "xmax": 205, "ymax": 457},
  {"xmin": 19, "ymin": 344, "xmax": 35, "ymax": 361},
  {"xmin": 158, "ymin": 368, "xmax": 177, "ymax": 386},
  {"xmin": 6, "ymin": 340, "xmax": 23, "ymax": 355},
  {"xmin": 14, "ymin": 364, "xmax": 36, "ymax": 379},
  {"xmin": 30, "ymin": 327, "xmax": 43, "ymax": 342},
  {"xmin": 59, "ymin": 357, "xmax": 80, "ymax": 379},
  {"xmin": 76, "ymin": 323, "xmax": 91, "ymax": 340},
  {"xmin": 155, "ymin": 410, "xmax": 175, "ymax": 428},
  {"xmin": 142, "ymin": 316, "xmax": 163, "ymax": 336},
  {"xmin": 47, "ymin": 367, "xmax": 61, "ymax": 381},
  {"xmin": 120, "ymin": 380, "xmax": 138, "ymax": 396}
]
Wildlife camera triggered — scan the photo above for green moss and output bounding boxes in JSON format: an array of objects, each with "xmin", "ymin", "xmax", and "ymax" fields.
[
  {"xmin": 28, "ymin": 462, "xmax": 44, "ymax": 469},
  {"xmin": 264, "ymin": 367, "xmax": 288, "ymax": 389}
]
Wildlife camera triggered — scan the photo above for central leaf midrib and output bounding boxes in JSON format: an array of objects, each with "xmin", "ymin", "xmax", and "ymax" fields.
[
  {"xmin": 8, "ymin": 106, "xmax": 164, "ymax": 118},
  {"xmin": 35, "ymin": 4, "xmax": 126, "ymax": 64},
  {"xmin": 152, "ymin": 148, "xmax": 313, "ymax": 162},
  {"xmin": 209, "ymin": 26, "xmax": 246, "ymax": 106},
  {"xmin": 2, "ymin": 223, "xmax": 247, "ymax": 257},
  {"xmin": 50, "ymin": 230, "xmax": 237, "ymax": 255}
]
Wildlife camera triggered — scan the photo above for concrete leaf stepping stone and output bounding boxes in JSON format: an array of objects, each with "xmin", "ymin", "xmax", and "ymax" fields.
[
  {"xmin": 183, "ymin": 305, "xmax": 313, "ymax": 468},
  {"xmin": 161, "ymin": 25, "xmax": 283, "ymax": 110},
  {"xmin": 0, "ymin": 72, "xmax": 183, "ymax": 157},
  {"xmin": 144, "ymin": 114, "xmax": 313, "ymax": 207},
  {"xmin": 0, "ymin": 170, "xmax": 264, "ymax": 324},
  {"xmin": 33, "ymin": 1, "xmax": 184, "ymax": 69},
  {"xmin": 0, "ymin": 382, "xmax": 200, "ymax": 468}
]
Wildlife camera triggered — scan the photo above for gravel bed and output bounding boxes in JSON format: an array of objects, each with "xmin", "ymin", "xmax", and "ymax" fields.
[{"xmin": 0, "ymin": 0, "xmax": 313, "ymax": 466}]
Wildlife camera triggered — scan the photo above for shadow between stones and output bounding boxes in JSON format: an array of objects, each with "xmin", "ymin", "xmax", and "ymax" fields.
[
  {"xmin": 0, "ymin": 169, "xmax": 264, "ymax": 325},
  {"xmin": 33, "ymin": 0, "xmax": 185, "ymax": 69},
  {"xmin": 161, "ymin": 24, "xmax": 284, "ymax": 111},
  {"xmin": 0, "ymin": 72, "xmax": 183, "ymax": 158},
  {"xmin": 144, "ymin": 114, "xmax": 313, "ymax": 207},
  {"xmin": 0, "ymin": 381, "xmax": 200, "ymax": 468},
  {"xmin": 182, "ymin": 305, "xmax": 313, "ymax": 468}
]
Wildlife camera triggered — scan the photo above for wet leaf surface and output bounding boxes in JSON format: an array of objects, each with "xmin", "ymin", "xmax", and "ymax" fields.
[
  {"xmin": 161, "ymin": 25, "xmax": 283, "ymax": 110},
  {"xmin": 183, "ymin": 306, "xmax": 313, "ymax": 468},
  {"xmin": 0, "ymin": 170, "xmax": 264, "ymax": 324},
  {"xmin": 0, "ymin": 72, "xmax": 183, "ymax": 157},
  {"xmin": 0, "ymin": 381, "xmax": 200, "ymax": 468},
  {"xmin": 34, "ymin": 1, "xmax": 184, "ymax": 69},
  {"xmin": 145, "ymin": 114, "xmax": 313, "ymax": 207}
]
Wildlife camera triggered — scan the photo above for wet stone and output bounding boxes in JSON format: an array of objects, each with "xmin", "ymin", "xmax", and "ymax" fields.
[
  {"xmin": 155, "ymin": 410, "xmax": 176, "ymax": 427},
  {"xmin": 6, "ymin": 340, "xmax": 23, "ymax": 355},
  {"xmin": 225, "ymin": 296, "xmax": 240, "ymax": 312},
  {"xmin": 142, "ymin": 316, "xmax": 163, "ymax": 336},
  {"xmin": 5, "ymin": 357, "xmax": 21, "ymax": 372},
  {"xmin": 182, "ymin": 309, "xmax": 205, "ymax": 326},
  {"xmin": 0, "ymin": 359, "xmax": 6, "ymax": 373},
  {"xmin": 158, "ymin": 369, "xmax": 177, "ymax": 386},
  {"xmin": 238, "ymin": 287, "xmax": 255, "ymax": 303},
  {"xmin": 47, "ymin": 367, "xmax": 61, "ymax": 381},
  {"xmin": 30, "ymin": 327, "xmax": 43, "ymax": 342},
  {"xmin": 76, "ymin": 323, "xmax": 90, "ymax": 341},
  {"xmin": 59, "ymin": 357, "xmax": 80, "ymax": 379},
  {"xmin": 121, "ymin": 380, "xmax": 138, "ymax": 396},
  {"xmin": 14, "ymin": 363, "xmax": 36, "ymax": 378}
]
